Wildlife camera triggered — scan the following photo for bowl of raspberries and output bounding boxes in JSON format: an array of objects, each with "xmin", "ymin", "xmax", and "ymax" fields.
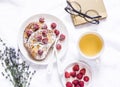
[{"xmin": 63, "ymin": 61, "xmax": 92, "ymax": 87}]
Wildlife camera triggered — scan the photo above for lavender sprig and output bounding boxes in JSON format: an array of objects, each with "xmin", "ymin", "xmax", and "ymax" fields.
[{"xmin": 0, "ymin": 38, "xmax": 36, "ymax": 87}]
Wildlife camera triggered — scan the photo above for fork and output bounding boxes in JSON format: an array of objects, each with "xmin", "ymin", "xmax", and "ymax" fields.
[
  {"xmin": 46, "ymin": 36, "xmax": 64, "ymax": 86},
  {"xmin": 46, "ymin": 45, "xmax": 55, "ymax": 74},
  {"xmin": 46, "ymin": 35, "xmax": 60, "ymax": 74}
]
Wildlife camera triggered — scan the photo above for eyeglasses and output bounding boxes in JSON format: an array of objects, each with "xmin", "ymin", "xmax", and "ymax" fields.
[{"xmin": 65, "ymin": 1, "xmax": 102, "ymax": 24}]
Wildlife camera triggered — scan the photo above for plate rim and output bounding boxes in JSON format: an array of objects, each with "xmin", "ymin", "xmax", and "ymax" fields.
[{"xmin": 17, "ymin": 13, "xmax": 69, "ymax": 65}]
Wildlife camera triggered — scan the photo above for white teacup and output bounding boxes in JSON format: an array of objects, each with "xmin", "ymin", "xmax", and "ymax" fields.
[{"xmin": 78, "ymin": 31, "xmax": 104, "ymax": 60}]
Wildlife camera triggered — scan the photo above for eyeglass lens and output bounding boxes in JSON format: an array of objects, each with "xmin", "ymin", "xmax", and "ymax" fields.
[
  {"xmin": 84, "ymin": 10, "xmax": 101, "ymax": 24},
  {"xmin": 70, "ymin": 1, "xmax": 81, "ymax": 15}
]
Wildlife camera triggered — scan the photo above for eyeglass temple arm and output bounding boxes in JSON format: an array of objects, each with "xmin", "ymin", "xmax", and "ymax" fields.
[
  {"xmin": 66, "ymin": 1, "xmax": 75, "ymax": 10},
  {"xmin": 91, "ymin": 19, "xmax": 100, "ymax": 24},
  {"xmin": 65, "ymin": 1, "xmax": 83, "ymax": 17},
  {"xmin": 73, "ymin": 8, "xmax": 102, "ymax": 20},
  {"xmin": 65, "ymin": 7, "xmax": 73, "ymax": 15}
]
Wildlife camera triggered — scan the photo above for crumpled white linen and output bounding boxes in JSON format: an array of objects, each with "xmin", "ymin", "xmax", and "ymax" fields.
[{"xmin": 0, "ymin": 0, "xmax": 120, "ymax": 87}]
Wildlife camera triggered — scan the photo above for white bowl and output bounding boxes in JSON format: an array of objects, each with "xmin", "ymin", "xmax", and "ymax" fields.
[{"xmin": 62, "ymin": 60, "xmax": 92, "ymax": 87}]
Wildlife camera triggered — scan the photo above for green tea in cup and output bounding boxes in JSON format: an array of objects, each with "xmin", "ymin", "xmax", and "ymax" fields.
[{"xmin": 78, "ymin": 32, "xmax": 104, "ymax": 59}]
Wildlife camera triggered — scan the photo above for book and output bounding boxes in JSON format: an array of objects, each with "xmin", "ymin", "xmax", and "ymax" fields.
[{"xmin": 68, "ymin": 0, "xmax": 107, "ymax": 25}]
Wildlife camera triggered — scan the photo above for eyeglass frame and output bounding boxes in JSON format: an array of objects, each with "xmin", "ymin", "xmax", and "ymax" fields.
[{"xmin": 64, "ymin": 1, "xmax": 102, "ymax": 24}]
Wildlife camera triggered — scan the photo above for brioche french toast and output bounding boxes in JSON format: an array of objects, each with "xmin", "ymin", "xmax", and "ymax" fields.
[
  {"xmin": 23, "ymin": 17, "xmax": 66, "ymax": 61},
  {"xmin": 25, "ymin": 29, "xmax": 56, "ymax": 61}
]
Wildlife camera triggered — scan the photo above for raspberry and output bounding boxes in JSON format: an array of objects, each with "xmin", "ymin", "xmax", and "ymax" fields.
[
  {"xmin": 84, "ymin": 76, "xmax": 89, "ymax": 82},
  {"xmin": 76, "ymin": 73, "xmax": 83, "ymax": 79},
  {"xmin": 42, "ymin": 38, "xmax": 48, "ymax": 44},
  {"xmin": 66, "ymin": 82, "xmax": 72, "ymax": 87},
  {"xmin": 59, "ymin": 34, "xmax": 65, "ymax": 41},
  {"xmin": 51, "ymin": 22, "xmax": 57, "ymax": 29},
  {"xmin": 36, "ymin": 35, "xmax": 42, "ymax": 41},
  {"xmin": 79, "ymin": 81, "xmax": 84, "ymax": 87},
  {"xmin": 33, "ymin": 24, "xmax": 39, "ymax": 31},
  {"xmin": 39, "ymin": 17, "xmax": 45, "ymax": 23},
  {"xmin": 72, "ymin": 79, "xmax": 79, "ymax": 86},
  {"xmin": 42, "ymin": 24, "xmax": 47, "ymax": 29},
  {"xmin": 65, "ymin": 72, "xmax": 70, "ymax": 78},
  {"xmin": 54, "ymin": 29, "xmax": 60, "ymax": 36},
  {"xmin": 70, "ymin": 71, "xmax": 76, "ymax": 78},
  {"xmin": 56, "ymin": 44, "xmax": 62, "ymax": 50},
  {"xmin": 38, "ymin": 50, "xmax": 43, "ymax": 56},
  {"xmin": 26, "ymin": 30, "xmax": 33, "ymax": 37},
  {"xmin": 42, "ymin": 30, "xmax": 47, "ymax": 37},
  {"xmin": 73, "ymin": 64, "xmax": 79, "ymax": 71},
  {"xmin": 75, "ymin": 85, "xmax": 81, "ymax": 87},
  {"xmin": 80, "ymin": 68, "xmax": 86, "ymax": 75}
]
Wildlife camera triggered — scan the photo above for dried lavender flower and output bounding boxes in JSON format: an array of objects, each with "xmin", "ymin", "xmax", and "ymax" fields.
[{"xmin": 0, "ymin": 38, "xmax": 36, "ymax": 87}]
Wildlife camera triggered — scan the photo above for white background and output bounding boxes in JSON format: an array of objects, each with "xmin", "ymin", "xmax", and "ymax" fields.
[{"xmin": 0, "ymin": 0, "xmax": 120, "ymax": 87}]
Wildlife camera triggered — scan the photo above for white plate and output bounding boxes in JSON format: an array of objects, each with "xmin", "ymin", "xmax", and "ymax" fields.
[{"xmin": 18, "ymin": 14, "xmax": 68, "ymax": 65}]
